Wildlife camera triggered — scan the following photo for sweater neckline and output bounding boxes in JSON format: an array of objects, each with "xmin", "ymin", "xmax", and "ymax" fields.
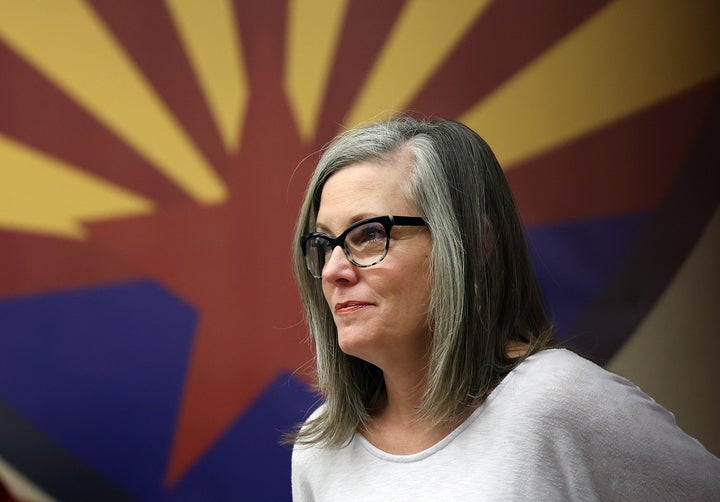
[{"xmin": 355, "ymin": 350, "xmax": 553, "ymax": 462}]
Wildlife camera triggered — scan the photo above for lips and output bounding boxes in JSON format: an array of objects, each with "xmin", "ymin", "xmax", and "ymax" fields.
[{"xmin": 334, "ymin": 301, "xmax": 373, "ymax": 314}]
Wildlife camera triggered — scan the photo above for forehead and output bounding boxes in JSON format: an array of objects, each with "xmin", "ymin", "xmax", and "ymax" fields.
[{"xmin": 316, "ymin": 160, "xmax": 416, "ymax": 231}]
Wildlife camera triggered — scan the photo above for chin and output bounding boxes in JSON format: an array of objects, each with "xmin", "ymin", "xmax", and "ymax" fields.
[{"xmin": 337, "ymin": 332, "xmax": 375, "ymax": 361}]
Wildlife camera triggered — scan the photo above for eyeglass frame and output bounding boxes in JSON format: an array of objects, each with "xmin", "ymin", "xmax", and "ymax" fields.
[{"xmin": 299, "ymin": 215, "xmax": 427, "ymax": 278}]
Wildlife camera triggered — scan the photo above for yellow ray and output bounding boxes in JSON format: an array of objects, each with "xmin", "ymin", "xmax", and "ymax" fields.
[
  {"xmin": 0, "ymin": 134, "xmax": 153, "ymax": 240},
  {"xmin": 0, "ymin": 0, "xmax": 227, "ymax": 204},
  {"xmin": 285, "ymin": 0, "xmax": 349, "ymax": 142},
  {"xmin": 343, "ymin": 0, "xmax": 492, "ymax": 128},
  {"xmin": 166, "ymin": 0, "xmax": 248, "ymax": 152},
  {"xmin": 460, "ymin": 0, "xmax": 720, "ymax": 168}
]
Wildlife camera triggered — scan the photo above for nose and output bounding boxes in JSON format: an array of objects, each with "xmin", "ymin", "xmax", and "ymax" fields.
[{"xmin": 322, "ymin": 245, "xmax": 357, "ymax": 283}]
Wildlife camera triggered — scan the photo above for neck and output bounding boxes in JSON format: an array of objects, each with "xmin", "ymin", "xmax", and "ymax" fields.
[
  {"xmin": 361, "ymin": 362, "xmax": 450, "ymax": 455},
  {"xmin": 379, "ymin": 365, "xmax": 427, "ymax": 422}
]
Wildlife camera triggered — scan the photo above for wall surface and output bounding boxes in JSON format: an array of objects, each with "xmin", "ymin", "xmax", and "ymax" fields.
[{"xmin": 0, "ymin": 1, "xmax": 718, "ymax": 500}]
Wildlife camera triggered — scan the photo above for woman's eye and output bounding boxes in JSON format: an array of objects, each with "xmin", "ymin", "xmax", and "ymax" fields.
[
  {"xmin": 311, "ymin": 237, "xmax": 332, "ymax": 253},
  {"xmin": 359, "ymin": 225, "xmax": 385, "ymax": 242}
]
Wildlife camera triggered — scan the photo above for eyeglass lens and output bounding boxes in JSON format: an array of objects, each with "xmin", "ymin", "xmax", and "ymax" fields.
[{"xmin": 305, "ymin": 220, "xmax": 389, "ymax": 277}]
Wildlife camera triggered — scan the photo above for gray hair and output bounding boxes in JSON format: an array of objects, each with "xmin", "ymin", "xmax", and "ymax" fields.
[{"xmin": 291, "ymin": 117, "xmax": 554, "ymax": 446}]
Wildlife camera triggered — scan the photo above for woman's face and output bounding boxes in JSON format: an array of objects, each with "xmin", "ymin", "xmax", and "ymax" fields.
[{"xmin": 315, "ymin": 158, "xmax": 432, "ymax": 371}]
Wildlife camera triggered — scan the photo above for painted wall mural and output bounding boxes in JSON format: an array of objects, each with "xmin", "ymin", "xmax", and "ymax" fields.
[{"xmin": 0, "ymin": 0, "xmax": 718, "ymax": 500}]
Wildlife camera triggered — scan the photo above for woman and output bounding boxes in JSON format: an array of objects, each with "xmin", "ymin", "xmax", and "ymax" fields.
[{"xmin": 290, "ymin": 117, "xmax": 719, "ymax": 500}]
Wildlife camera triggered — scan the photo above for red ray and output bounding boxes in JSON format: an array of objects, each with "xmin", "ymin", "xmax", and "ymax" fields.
[
  {"xmin": 314, "ymin": 0, "xmax": 406, "ymax": 145},
  {"xmin": 88, "ymin": 0, "xmax": 230, "ymax": 174},
  {"xmin": 88, "ymin": 89, "xmax": 315, "ymax": 484},
  {"xmin": 88, "ymin": 193, "xmax": 312, "ymax": 486},
  {"xmin": 408, "ymin": 0, "xmax": 610, "ymax": 119},
  {"xmin": 88, "ymin": 0, "xmax": 317, "ymax": 486},
  {"xmin": 507, "ymin": 80, "xmax": 719, "ymax": 225}
]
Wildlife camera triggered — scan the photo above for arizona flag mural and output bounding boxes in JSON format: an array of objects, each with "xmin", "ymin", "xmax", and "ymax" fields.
[{"xmin": 0, "ymin": 0, "xmax": 718, "ymax": 500}]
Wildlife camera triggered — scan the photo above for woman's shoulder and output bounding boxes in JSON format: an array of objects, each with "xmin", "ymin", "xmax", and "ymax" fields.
[
  {"xmin": 506, "ymin": 348, "xmax": 693, "ymax": 453},
  {"xmin": 518, "ymin": 347, "xmax": 603, "ymax": 377},
  {"xmin": 516, "ymin": 347, "xmax": 629, "ymax": 388},
  {"xmin": 504, "ymin": 351, "xmax": 720, "ymax": 498},
  {"xmin": 303, "ymin": 403, "xmax": 325, "ymax": 423},
  {"xmin": 292, "ymin": 403, "xmax": 326, "ymax": 445},
  {"xmin": 508, "ymin": 348, "xmax": 655, "ymax": 420},
  {"xmin": 291, "ymin": 404, "xmax": 326, "ymax": 465}
]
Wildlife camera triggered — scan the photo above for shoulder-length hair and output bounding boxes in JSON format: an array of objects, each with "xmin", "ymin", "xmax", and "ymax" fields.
[{"xmin": 291, "ymin": 116, "xmax": 554, "ymax": 446}]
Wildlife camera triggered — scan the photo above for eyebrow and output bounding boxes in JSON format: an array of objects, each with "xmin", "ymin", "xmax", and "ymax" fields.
[
  {"xmin": 315, "ymin": 214, "xmax": 376, "ymax": 234},
  {"xmin": 314, "ymin": 222, "xmax": 332, "ymax": 234}
]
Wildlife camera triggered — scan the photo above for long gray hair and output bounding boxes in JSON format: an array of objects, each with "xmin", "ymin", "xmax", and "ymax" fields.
[{"xmin": 291, "ymin": 117, "xmax": 554, "ymax": 446}]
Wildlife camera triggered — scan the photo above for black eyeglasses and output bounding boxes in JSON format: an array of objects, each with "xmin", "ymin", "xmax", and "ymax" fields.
[{"xmin": 300, "ymin": 215, "xmax": 427, "ymax": 278}]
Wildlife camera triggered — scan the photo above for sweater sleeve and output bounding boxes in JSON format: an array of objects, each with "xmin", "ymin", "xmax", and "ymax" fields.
[
  {"xmin": 527, "ymin": 350, "xmax": 720, "ymax": 501},
  {"xmin": 290, "ymin": 405, "xmax": 326, "ymax": 502},
  {"xmin": 291, "ymin": 443, "xmax": 313, "ymax": 502}
]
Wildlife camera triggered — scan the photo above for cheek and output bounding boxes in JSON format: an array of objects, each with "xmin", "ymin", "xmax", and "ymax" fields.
[
  {"xmin": 411, "ymin": 276, "xmax": 432, "ymax": 313},
  {"xmin": 321, "ymin": 283, "xmax": 333, "ymax": 306},
  {"xmin": 412, "ymin": 262, "xmax": 433, "ymax": 315},
  {"xmin": 397, "ymin": 262, "xmax": 432, "ymax": 311}
]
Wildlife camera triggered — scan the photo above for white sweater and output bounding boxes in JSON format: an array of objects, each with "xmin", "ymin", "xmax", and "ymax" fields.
[{"xmin": 292, "ymin": 349, "xmax": 720, "ymax": 501}]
